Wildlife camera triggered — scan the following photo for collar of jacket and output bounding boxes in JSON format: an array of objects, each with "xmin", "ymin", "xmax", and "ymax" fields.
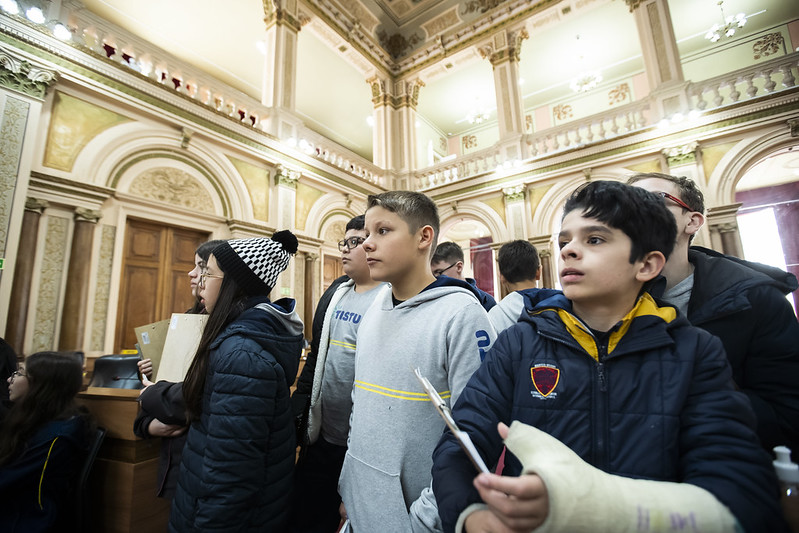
[{"xmin": 532, "ymin": 293, "xmax": 678, "ymax": 361}]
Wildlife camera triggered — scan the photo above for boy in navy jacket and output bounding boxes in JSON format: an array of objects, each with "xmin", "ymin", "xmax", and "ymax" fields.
[{"xmin": 432, "ymin": 181, "xmax": 786, "ymax": 533}]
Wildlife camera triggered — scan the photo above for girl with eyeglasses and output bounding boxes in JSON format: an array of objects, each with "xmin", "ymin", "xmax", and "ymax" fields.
[
  {"xmin": 0, "ymin": 351, "xmax": 94, "ymax": 533},
  {"xmin": 169, "ymin": 231, "xmax": 304, "ymax": 532},
  {"xmin": 133, "ymin": 239, "xmax": 226, "ymax": 502}
]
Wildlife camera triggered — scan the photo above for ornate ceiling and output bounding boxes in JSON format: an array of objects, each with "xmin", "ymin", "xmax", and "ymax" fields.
[{"xmin": 78, "ymin": 0, "xmax": 797, "ymax": 163}]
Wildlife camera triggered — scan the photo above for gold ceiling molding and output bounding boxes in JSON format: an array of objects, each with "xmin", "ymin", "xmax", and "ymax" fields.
[
  {"xmin": 422, "ymin": 7, "xmax": 461, "ymax": 38},
  {"xmin": 478, "ymin": 28, "xmax": 529, "ymax": 65},
  {"xmin": 263, "ymin": 0, "xmax": 302, "ymax": 31},
  {"xmin": 623, "ymin": 0, "xmax": 645, "ymax": 12},
  {"xmin": 752, "ymin": 33, "xmax": 785, "ymax": 61},
  {"xmin": 367, "ymin": 76, "xmax": 425, "ymax": 108}
]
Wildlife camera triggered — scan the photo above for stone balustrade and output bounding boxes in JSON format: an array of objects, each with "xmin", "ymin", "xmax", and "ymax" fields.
[
  {"xmin": 416, "ymin": 146, "xmax": 502, "ymax": 190},
  {"xmin": 687, "ymin": 51, "xmax": 798, "ymax": 111}
]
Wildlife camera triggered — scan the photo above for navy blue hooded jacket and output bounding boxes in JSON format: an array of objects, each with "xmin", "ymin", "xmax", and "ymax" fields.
[
  {"xmin": 654, "ymin": 246, "xmax": 799, "ymax": 453},
  {"xmin": 169, "ymin": 298, "xmax": 304, "ymax": 533},
  {"xmin": 432, "ymin": 291, "xmax": 787, "ymax": 533}
]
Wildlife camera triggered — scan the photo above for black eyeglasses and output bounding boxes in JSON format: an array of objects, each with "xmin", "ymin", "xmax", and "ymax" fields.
[
  {"xmin": 338, "ymin": 237, "xmax": 365, "ymax": 252},
  {"xmin": 10, "ymin": 370, "xmax": 26, "ymax": 382},
  {"xmin": 432, "ymin": 262, "xmax": 458, "ymax": 277},
  {"xmin": 657, "ymin": 191, "xmax": 693, "ymax": 211}
]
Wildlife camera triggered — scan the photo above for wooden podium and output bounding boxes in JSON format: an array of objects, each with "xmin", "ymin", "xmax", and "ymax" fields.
[{"xmin": 77, "ymin": 387, "xmax": 171, "ymax": 533}]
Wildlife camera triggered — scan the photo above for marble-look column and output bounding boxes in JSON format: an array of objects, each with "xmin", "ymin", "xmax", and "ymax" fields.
[
  {"xmin": 503, "ymin": 185, "xmax": 527, "ymax": 240},
  {"xmin": 479, "ymin": 26, "xmax": 529, "ymax": 160},
  {"xmin": 529, "ymin": 235, "xmax": 554, "ymax": 289},
  {"xmin": 368, "ymin": 75, "xmax": 394, "ymax": 170},
  {"xmin": 303, "ymin": 252, "xmax": 318, "ymax": 342},
  {"xmin": 626, "ymin": 0, "xmax": 689, "ymax": 119},
  {"xmin": 4, "ymin": 198, "xmax": 48, "ymax": 355},
  {"xmin": 394, "ymin": 78, "xmax": 424, "ymax": 174},
  {"xmin": 261, "ymin": 0, "xmax": 301, "ymax": 111},
  {"xmin": 274, "ymin": 165, "xmax": 299, "ymax": 296},
  {"xmin": 706, "ymin": 203, "xmax": 744, "ymax": 258},
  {"xmin": 59, "ymin": 208, "xmax": 101, "ymax": 351}
]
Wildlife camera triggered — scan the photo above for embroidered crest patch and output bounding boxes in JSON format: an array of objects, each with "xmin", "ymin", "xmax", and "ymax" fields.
[{"xmin": 531, "ymin": 364, "xmax": 560, "ymax": 398}]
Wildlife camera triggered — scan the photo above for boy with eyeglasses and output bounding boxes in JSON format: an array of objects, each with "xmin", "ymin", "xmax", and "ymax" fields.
[
  {"xmin": 290, "ymin": 214, "xmax": 384, "ymax": 532},
  {"xmin": 629, "ymin": 172, "xmax": 799, "ymax": 456},
  {"xmin": 431, "ymin": 241, "xmax": 497, "ymax": 311}
]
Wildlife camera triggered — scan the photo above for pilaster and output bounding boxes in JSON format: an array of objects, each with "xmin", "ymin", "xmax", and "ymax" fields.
[
  {"xmin": 479, "ymin": 26, "xmax": 529, "ymax": 160},
  {"xmin": 629, "ymin": 0, "xmax": 689, "ymax": 119},
  {"xmin": 261, "ymin": 0, "xmax": 301, "ymax": 137},
  {"xmin": 502, "ymin": 184, "xmax": 527, "ymax": 240},
  {"xmin": 59, "ymin": 208, "xmax": 102, "ymax": 351},
  {"xmin": 706, "ymin": 203, "xmax": 744, "ymax": 258},
  {"xmin": 529, "ymin": 235, "xmax": 554, "ymax": 289}
]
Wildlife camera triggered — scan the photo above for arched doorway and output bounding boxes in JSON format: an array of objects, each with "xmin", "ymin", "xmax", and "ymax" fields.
[
  {"xmin": 735, "ymin": 145, "xmax": 799, "ymax": 313},
  {"xmin": 438, "ymin": 218, "xmax": 495, "ymax": 298}
]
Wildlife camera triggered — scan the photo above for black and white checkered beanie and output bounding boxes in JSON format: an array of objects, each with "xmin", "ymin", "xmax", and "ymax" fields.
[{"xmin": 212, "ymin": 230, "xmax": 298, "ymax": 296}]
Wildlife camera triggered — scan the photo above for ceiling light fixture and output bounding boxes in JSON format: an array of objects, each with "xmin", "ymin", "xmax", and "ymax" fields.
[
  {"xmin": 25, "ymin": 5, "xmax": 45, "ymax": 23},
  {"xmin": 569, "ymin": 35, "xmax": 602, "ymax": 94},
  {"xmin": 704, "ymin": 1, "xmax": 746, "ymax": 43},
  {"xmin": 466, "ymin": 108, "xmax": 490, "ymax": 124},
  {"xmin": 52, "ymin": 22, "xmax": 72, "ymax": 40},
  {"xmin": 0, "ymin": 0, "xmax": 19, "ymax": 15}
]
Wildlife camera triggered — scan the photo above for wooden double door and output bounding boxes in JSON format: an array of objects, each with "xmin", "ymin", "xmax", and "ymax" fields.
[{"xmin": 114, "ymin": 219, "xmax": 208, "ymax": 353}]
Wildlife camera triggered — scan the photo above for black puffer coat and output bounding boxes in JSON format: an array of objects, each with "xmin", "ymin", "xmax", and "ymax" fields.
[{"xmin": 169, "ymin": 298, "xmax": 304, "ymax": 533}]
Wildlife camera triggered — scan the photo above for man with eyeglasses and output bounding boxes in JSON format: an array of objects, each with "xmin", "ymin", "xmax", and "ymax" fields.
[
  {"xmin": 431, "ymin": 241, "xmax": 497, "ymax": 312},
  {"xmin": 630, "ymin": 172, "xmax": 799, "ymax": 456},
  {"xmin": 290, "ymin": 214, "xmax": 383, "ymax": 532}
]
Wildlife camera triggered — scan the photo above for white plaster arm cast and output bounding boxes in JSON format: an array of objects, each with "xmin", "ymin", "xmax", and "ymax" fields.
[{"xmin": 503, "ymin": 421, "xmax": 742, "ymax": 533}]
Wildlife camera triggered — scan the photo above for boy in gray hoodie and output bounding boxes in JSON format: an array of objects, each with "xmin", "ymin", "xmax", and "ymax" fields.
[{"xmin": 338, "ymin": 191, "xmax": 496, "ymax": 532}]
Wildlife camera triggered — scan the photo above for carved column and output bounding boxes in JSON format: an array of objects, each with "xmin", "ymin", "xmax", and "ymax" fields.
[
  {"xmin": 706, "ymin": 203, "xmax": 744, "ymax": 258},
  {"xmin": 368, "ymin": 75, "xmax": 394, "ymax": 170},
  {"xmin": 503, "ymin": 184, "xmax": 527, "ymax": 240},
  {"xmin": 59, "ymin": 208, "xmax": 101, "ymax": 351},
  {"xmin": 529, "ymin": 235, "xmax": 554, "ymax": 289},
  {"xmin": 5, "ymin": 199, "xmax": 48, "ymax": 355},
  {"xmin": 260, "ymin": 0, "xmax": 303, "ymax": 140},
  {"xmin": 394, "ymin": 78, "xmax": 424, "ymax": 174},
  {"xmin": 627, "ymin": 0, "xmax": 688, "ymax": 119},
  {"xmin": 261, "ymin": 1, "xmax": 301, "ymax": 110},
  {"xmin": 274, "ymin": 164, "xmax": 300, "ymax": 296},
  {"xmin": 303, "ymin": 252, "xmax": 318, "ymax": 342},
  {"xmin": 479, "ymin": 27, "xmax": 529, "ymax": 160}
]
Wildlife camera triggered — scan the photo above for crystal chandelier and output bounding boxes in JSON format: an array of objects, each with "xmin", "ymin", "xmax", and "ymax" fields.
[
  {"xmin": 569, "ymin": 35, "xmax": 602, "ymax": 93},
  {"xmin": 704, "ymin": 1, "xmax": 746, "ymax": 43},
  {"xmin": 466, "ymin": 109, "xmax": 490, "ymax": 124},
  {"xmin": 570, "ymin": 71, "xmax": 603, "ymax": 93}
]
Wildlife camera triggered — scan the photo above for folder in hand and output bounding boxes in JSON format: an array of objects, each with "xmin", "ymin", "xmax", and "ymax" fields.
[{"xmin": 413, "ymin": 367, "xmax": 489, "ymax": 474}]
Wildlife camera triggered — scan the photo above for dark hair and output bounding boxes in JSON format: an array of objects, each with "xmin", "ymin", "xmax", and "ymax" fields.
[
  {"xmin": 367, "ymin": 191, "xmax": 439, "ymax": 249},
  {"xmin": 182, "ymin": 271, "xmax": 249, "ymax": 422},
  {"xmin": 431, "ymin": 241, "xmax": 463, "ymax": 264},
  {"xmin": 497, "ymin": 240, "xmax": 540, "ymax": 283},
  {"xmin": 188, "ymin": 239, "xmax": 227, "ymax": 314},
  {"xmin": 627, "ymin": 173, "xmax": 705, "ymax": 213},
  {"xmin": 0, "ymin": 351, "xmax": 85, "ymax": 465},
  {"xmin": 562, "ymin": 181, "xmax": 676, "ymax": 262},
  {"xmin": 346, "ymin": 215, "xmax": 365, "ymax": 232}
]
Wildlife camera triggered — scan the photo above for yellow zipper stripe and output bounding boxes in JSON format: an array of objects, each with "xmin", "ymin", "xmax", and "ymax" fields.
[{"xmin": 38, "ymin": 437, "xmax": 59, "ymax": 510}]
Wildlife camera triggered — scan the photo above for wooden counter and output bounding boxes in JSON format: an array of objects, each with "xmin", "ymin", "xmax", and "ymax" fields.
[{"xmin": 77, "ymin": 387, "xmax": 170, "ymax": 533}]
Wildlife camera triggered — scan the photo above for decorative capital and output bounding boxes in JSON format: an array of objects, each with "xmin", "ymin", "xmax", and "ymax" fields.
[
  {"xmin": 0, "ymin": 45, "xmax": 59, "ymax": 100},
  {"xmin": 503, "ymin": 184, "xmax": 526, "ymax": 203},
  {"xmin": 180, "ymin": 127, "xmax": 194, "ymax": 149},
  {"xmin": 537, "ymin": 248, "xmax": 552, "ymax": 259},
  {"xmin": 263, "ymin": 0, "xmax": 301, "ymax": 31},
  {"xmin": 624, "ymin": 0, "xmax": 645, "ymax": 12},
  {"xmin": 304, "ymin": 252, "xmax": 319, "ymax": 262},
  {"xmin": 274, "ymin": 164, "xmax": 300, "ymax": 188},
  {"xmin": 712, "ymin": 222, "xmax": 739, "ymax": 234},
  {"xmin": 24, "ymin": 197, "xmax": 49, "ymax": 214},
  {"xmin": 75, "ymin": 207, "xmax": 102, "ymax": 223},
  {"xmin": 479, "ymin": 28, "xmax": 529, "ymax": 66},
  {"xmin": 789, "ymin": 118, "xmax": 799, "ymax": 138},
  {"xmin": 367, "ymin": 76, "xmax": 389, "ymax": 107},
  {"xmin": 663, "ymin": 141, "xmax": 699, "ymax": 166}
]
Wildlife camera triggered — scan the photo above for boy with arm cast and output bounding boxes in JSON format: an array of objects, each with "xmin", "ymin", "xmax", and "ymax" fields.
[{"xmin": 432, "ymin": 181, "xmax": 786, "ymax": 533}]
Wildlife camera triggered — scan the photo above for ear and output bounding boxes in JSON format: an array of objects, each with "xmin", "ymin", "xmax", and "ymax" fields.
[
  {"xmin": 455, "ymin": 261, "xmax": 464, "ymax": 275},
  {"xmin": 684, "ymin": 211, "xmax": 705, "ymax": 239},
  {"xmin": 535, "ymin": 266, "xmax": 542, "ymax": 281},
  {"xmin": 418, "ymin": 225, "xmax": 435, "ymax": 252},
  {"xmin": 636, "ymin": 251, "xmax": 666, "ymax": 283}
]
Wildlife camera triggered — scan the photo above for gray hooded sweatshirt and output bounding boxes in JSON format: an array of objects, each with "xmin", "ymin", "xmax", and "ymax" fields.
[{"xmin": 338, "ymin": 280, "xmax": 496, "ymax": 532}]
